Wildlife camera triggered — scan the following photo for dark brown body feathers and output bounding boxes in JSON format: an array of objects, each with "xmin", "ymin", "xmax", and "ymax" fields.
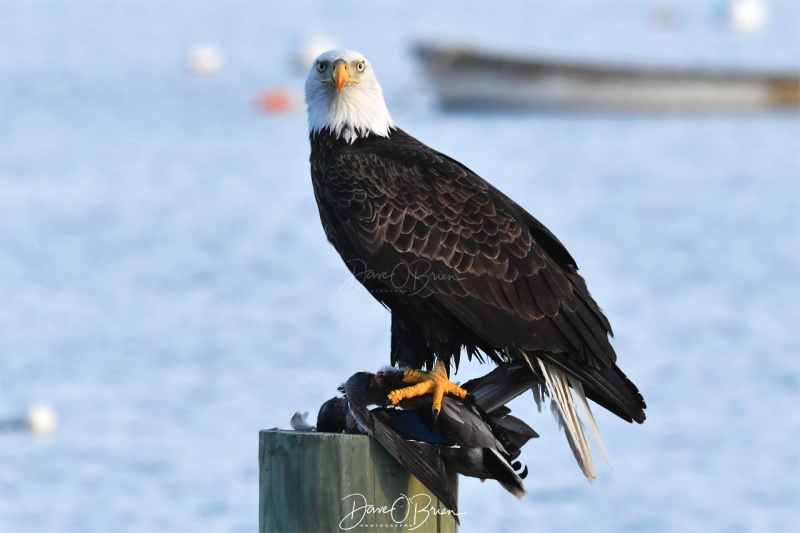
[{"xmin": 310, "ymin": 127, "xmax": 645, "ymax": 423}]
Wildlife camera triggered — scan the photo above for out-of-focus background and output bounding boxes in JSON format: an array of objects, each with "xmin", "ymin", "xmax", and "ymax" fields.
[{"xmin": 1, "ymin": 1, "xmax": 798, "ymax": 531}]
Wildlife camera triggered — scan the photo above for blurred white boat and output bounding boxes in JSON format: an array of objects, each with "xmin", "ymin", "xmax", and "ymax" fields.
[{"xmin": 415, "ymin": 44, "xmax": 800, "ymax": 113}]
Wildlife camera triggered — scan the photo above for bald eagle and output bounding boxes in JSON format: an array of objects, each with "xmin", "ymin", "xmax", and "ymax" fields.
[{"xmin": 305, "ymin": 49, "xmax": 645, "ymax": 480}]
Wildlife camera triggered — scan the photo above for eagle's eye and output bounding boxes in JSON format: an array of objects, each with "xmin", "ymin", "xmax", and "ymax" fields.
[
  {"xmin": 355, "ymin": 61, "xmax": 365, "ymax": 72},
  {"xmin": 316, "ymin": 61, "xmax": 327, "ymax": 72}
]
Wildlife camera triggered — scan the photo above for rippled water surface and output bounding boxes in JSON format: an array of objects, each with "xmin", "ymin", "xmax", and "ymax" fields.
[{"xmin": 1, "ymin": 2, "xmax": 799, "ymax": 532}]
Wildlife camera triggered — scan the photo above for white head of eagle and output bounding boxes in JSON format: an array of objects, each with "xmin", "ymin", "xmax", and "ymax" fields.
[{"xmin": 305, "ymin": 49, "xmax": 395, "ymax": 144}]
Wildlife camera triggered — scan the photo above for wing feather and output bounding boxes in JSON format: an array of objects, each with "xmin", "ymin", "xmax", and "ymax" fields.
[{"xmin": 317, "ymin": 129, "xmax": 645, "ymax": 424}]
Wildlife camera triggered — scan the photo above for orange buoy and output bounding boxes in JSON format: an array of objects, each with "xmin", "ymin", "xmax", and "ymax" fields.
[{"xmin": 255, "ymin": 88, "xmax": 302, "ymax": 114}]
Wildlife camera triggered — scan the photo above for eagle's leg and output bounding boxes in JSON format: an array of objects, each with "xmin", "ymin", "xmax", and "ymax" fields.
[{"xmin": 387, "ymin": 361, "xmax": 468, "ymax": 420}]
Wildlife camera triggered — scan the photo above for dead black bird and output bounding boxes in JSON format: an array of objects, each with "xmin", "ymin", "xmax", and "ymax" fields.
[{"xmin": 312, "ymin": 364, "xmax": 540, "ymax": 517}]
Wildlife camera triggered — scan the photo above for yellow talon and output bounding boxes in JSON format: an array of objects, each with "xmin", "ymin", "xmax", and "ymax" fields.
[{"xmin": 387, "ymin": 361, "xmax": 468, "ymax": 418}]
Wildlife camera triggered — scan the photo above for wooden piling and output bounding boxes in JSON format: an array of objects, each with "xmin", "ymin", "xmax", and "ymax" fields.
[{"xmin": 259, "ymin": 430, "xmax": 459, "ymax": 532}]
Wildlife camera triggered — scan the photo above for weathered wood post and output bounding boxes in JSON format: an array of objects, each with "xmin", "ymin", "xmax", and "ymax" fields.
[{"xmin": 259, "ymin": 430, "xmax": 459, "ymax": 532}]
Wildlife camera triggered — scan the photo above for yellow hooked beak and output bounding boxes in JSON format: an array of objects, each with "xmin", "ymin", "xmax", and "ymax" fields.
[
  {"xmin": 334, "ymin": 60, "xmax": 349, "ymax": 93},
  {"xmin": 331, "ymin": 59, "xmax": 361, "ymax": 94}
]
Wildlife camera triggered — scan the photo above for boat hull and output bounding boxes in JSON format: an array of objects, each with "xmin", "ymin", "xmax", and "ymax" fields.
[{"xmin": 415, "ymin": 45, "xmax": 800, "ymax": 113}]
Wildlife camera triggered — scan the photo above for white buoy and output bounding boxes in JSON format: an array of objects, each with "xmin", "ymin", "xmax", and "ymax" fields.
[
  {"xmin": 28, "ymin": 404, "xmax": 57, "ymax": 436},
  {"xmin": 729, "ymin": 0, "xmax": 768, "ymax": 32},
  {"xmin": 187, "ymin": 44, "xmax": 225, "ymax": 76}
]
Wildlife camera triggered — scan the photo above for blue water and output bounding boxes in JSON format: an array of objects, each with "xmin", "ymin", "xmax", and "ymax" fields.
[{"xmin": 1, "ymin": 2, "xmax": 799, "ymax": 532}]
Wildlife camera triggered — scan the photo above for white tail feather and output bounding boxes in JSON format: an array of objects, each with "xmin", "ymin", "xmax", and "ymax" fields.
[
  {"xmin": 518, "ymin": 350, "xmax": 609, "ymax": 481},
  {"xmin": 568, "ymin": 376, "xmax": 612, "ymax": 468},
  {"xmin": 519, "ymin": 351, "xmax": 546, "ymax": 413},
  {"xmin": 536, "ymin": 359, "xmax": 596, "ymax": 482}
]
